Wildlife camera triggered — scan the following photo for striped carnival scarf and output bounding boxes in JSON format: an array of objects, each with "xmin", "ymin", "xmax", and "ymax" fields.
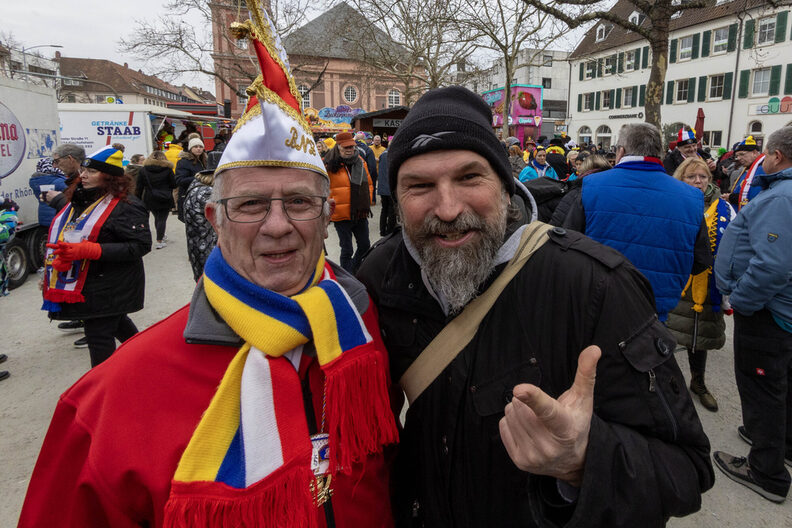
[
  {"xmin": 42, "ymin": 194, "xmax": 118, "ymax": 312},
  {"xmin": 164, "ymin": 248, "xmax": 398, "ymax": 527}
]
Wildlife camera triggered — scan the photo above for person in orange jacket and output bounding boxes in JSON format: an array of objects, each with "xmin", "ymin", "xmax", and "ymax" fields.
[{"xmin": 325, "ymin": 131, "xmax": 374, "ymax": 273}]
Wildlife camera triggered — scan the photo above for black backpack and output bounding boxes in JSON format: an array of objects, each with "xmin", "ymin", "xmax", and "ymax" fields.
[{"xmin": 522, "ymin": 177, "xmax": 582, "ymax": 222}]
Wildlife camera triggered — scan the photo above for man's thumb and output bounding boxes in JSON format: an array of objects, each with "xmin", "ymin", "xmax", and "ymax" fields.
[{"xmin": 572, "ymin": 345, "xmax": 601, "ymax": 398}]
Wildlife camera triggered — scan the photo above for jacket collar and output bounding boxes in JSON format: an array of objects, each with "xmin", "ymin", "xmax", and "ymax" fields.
[{"xmin": 755, "ymin": 165, "xmax": 792, "ymax": 188}]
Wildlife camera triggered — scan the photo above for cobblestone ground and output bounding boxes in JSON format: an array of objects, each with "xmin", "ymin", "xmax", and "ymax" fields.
[{"xmin": 1, "ymin": 207, "xmax": 790, "ymax": 526}]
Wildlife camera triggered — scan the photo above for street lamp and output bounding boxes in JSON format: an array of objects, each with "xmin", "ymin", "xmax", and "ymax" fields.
[{"xmin": 21, "ymin": 44, "xmax": 63, "ymax": 83}]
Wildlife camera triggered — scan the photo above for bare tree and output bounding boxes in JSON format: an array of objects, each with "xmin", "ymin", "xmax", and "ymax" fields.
[
  {"xmin": 345, "ymin": 0, "xmax": 481, "ymax": 104},
  {"xmin": 456, "ymin": 0, "xmax": 566, "ymax": 138},
  {"xmin": 119, "ymin": 0, "xmax": 317, "ymax": 98},
  {"xmin": 520, "ymin": 0, "xmax": 715, "ymax": 130}
]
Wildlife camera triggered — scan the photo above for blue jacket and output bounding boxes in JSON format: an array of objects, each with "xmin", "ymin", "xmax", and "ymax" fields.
[
  {"xmin": 518, "ymin": 162, "xmax": 558, "ymax": 183},
  {"xmin": 582, "ymin": 160, "xmax": 704, "ymax": 321},
  {"xmin": 715, "ymin": 166, "xmax": 792, "ymax": 328},
  {"xmin": 377, "ymin": 151, "xmax": 390, "ymax": 196},
  {"xmin": 29, "ymin": 171, "xmax": 68, "ymax": 228}
]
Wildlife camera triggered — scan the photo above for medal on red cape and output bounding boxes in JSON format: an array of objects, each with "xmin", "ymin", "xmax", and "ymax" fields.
[{"xmin": 310, "ymin": 433, "xmax": 333, "ymax": 506}]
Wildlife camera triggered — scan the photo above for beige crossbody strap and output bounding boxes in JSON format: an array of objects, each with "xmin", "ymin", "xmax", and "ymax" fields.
[{"xmin": 399, "ymin": 221, "xmax": 553, "ymax": 404}]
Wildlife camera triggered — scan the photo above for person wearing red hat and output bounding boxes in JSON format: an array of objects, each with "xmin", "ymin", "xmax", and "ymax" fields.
[{"xmin": 19, "ymin": 4, "xmax": 396, "ymax": 528}]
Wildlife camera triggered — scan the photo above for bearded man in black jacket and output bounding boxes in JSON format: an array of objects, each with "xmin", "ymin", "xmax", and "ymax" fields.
[{"xmin": 357, "ymin": 86, "xmax": 714, "ymax": 528}]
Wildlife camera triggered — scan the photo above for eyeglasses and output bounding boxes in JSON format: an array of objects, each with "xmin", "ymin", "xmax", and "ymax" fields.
[
  {"xmin": 683, "ymin": 173, "xmax": 709, "ymax": 181},
  {"xmin": 217, "ymin": 195, "xmax": 326, "ymax": 223},
  {"xmin": 52, "ymin": 155, "xmax": 71, "ymax": 165}
]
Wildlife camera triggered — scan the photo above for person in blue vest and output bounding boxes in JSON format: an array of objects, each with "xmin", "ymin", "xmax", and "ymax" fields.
[
  {"xmin": 551, "ymin": 122, "xmax": 711, "ymax": 322},
  {"xmin": 727, "ymin": 136, "xmax": 765, "ymax": 211}
]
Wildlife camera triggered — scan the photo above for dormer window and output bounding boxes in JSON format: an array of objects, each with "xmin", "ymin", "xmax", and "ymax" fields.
[
  {"xmin": 628, "ymin": 11, "xmax": 646, "ymax": 26},
  {"xmin": 596, "ymin": 26, "xmax": 605, "ymax": 41},
  {"xmin": 595, "ymin": 24, "xmax": 611, "ymax": 42}
]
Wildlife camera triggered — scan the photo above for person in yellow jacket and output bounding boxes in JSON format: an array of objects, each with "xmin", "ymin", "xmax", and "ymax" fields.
[{"xmin": 325, "ymin": 131, "xmax": 373, "ymax": 273}]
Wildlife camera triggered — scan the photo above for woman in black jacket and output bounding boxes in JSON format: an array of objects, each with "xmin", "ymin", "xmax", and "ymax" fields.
[
  {"xmin": 175, "ymin": 137, "xmax": 207, "ymax": 221},
  {"xmin": 43, "ymin": 146, "xmax": 151, "ymax": 367},
  {"xmin": 135, "ymin": 151, "xmax": 176, "ymax": 249}
]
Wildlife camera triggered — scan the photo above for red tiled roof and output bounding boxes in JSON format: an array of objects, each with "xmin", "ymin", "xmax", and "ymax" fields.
[{"xmin": 58, "ymin": 56, "xmax": 185, "ymax": 97}]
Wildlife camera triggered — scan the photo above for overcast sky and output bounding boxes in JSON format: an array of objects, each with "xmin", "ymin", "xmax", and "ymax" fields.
[
  {"xmin": 4, "ymin": 0, "xmax": 214, "ymax": 91},
  {"xmin": 5, "ymin": 0, "xmax": 591, "ymax": 97}
]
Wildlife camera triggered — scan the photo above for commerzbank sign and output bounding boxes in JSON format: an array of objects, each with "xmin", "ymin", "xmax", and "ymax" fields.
[{"xmin": 749, "ymin": 96, "xmax": 792, "ymax": 116}]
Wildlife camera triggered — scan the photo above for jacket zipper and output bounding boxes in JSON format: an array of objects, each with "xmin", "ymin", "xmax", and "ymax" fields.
[{"xmin": 648, "ymin": 369, "xmax": 678, "ymax": 441}]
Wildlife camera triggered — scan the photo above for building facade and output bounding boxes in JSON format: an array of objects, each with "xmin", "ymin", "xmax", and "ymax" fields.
[
  {"xmin": 467, "ymin": 48, "xmax": 571, "ymax": 138},
  {"xmin": 568, "ymin": 0, "xmax": 792, "ymax": 150}
]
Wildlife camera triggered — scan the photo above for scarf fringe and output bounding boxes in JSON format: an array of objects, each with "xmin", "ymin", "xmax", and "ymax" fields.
[
  {"xmin": 325, "ymin": 344, "xmax": 399, "ymax": 474},
  {"xmin": 43, "ymin": 289, "xmax": 85, "ymax": 304},
  {"xmin": 163, "ymin": 463, "xmax": 318, "ymax": 528}
]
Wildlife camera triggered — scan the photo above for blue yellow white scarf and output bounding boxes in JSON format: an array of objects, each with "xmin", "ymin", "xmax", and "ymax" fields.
[
  {"xmin": 42, "ymin": 194, "xmax": 118, "ymax": 311},
  {"xmin": 164, "ymin": 248, "xmax": 397, "ymax": 527}
]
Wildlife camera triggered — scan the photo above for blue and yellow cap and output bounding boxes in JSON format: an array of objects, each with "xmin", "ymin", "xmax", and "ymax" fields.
[
  {"xmin": 734, "ymin": 136, "xmax": 759, "ymax": 152},
  {"xmin": 82, "ymin": 146, "xmax": 124, "ymax": 177}
]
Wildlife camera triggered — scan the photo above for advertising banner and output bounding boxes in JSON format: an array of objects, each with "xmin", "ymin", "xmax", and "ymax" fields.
[
  {"xmin": 481, "ymin": 85, "xmax": 543, "ymax": 128},
  {"xmin": 0, "ymin": 101, "xmax": 27, "ymax": 179},
  {"xmin": 59, "ymin": 110, "xmax": 147, "ymax": 154}
]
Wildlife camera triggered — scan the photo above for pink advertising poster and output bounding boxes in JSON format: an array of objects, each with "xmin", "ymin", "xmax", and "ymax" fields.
[{"xmin": 481, "ymin": 84, "xmax": 543, "ymax": 144}]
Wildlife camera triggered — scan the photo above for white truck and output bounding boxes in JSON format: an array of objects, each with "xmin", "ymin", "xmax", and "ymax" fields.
[
  {"xmin": 0, "ymin": 76, "xmax": 60, "ymax": 289},
  {"xmin": 58, "ymin": 103, "xmax": 229, "ymax": 155}
]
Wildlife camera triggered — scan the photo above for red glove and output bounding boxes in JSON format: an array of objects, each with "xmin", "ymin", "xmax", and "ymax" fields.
[
  {"xmin": 723, "ymin": 308, "xmax": 734, "ymax": 316},
  {"xmin": 47, "ymin": 241, "xmax": 103, "ymax": 261},
  {"xmin": 51, "ymin": 257, "xmax": 73, "ymax": 272}
]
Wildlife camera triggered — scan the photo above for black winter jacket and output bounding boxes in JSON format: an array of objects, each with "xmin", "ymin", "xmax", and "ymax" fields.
[
  {"xmin": 357, "ymin": 226, "xmax": 714, "ymax": 528},
  {"xmin": 50, "ymin": 191, "xmax": 152, "ymax": 321},
  {"xmin": 135, "ymin": 159, "xmax": 176, "ymax": 211}
]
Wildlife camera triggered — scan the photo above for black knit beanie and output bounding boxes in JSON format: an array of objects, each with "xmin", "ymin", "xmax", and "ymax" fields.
[{"xmin": 388, "ymin": 86, "xmax": 515, "ymax": 198}]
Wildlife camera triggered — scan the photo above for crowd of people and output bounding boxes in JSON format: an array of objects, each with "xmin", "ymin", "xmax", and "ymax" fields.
[{"xmin": 6, "ymin": 7, "xmax": 792, "ymax": 524}]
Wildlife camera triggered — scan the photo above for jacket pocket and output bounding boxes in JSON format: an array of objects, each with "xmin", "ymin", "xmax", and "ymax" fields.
[
  {"xmin": 618, "ymin": 316, "xmax": 683, "ymax": 442},
  {"xmin": 471, "ymin": 359, "xmax": 542, "ymax": 417}
]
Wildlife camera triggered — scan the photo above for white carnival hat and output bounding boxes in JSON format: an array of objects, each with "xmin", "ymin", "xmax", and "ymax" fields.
[{"xmin": 215, "ymin": 2, "xmax": 326, "ymax": 179}]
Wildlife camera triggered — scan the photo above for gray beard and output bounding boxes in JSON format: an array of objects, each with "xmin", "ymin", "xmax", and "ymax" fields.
[{"xmin": 403, "ymin": 205, "xmax": 508, "ymax": 315}]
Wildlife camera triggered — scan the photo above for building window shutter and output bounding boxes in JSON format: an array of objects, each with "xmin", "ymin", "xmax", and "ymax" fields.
[
  {"xmin": 775, "ymin": 11, "xmax": 788, "ymax": 43},
  {"xmin": 702, "ymin": 30, "xmax": 711, "ymax": 57},
  {"xmin": 688, "ymin": 77, "xmax": 696, "ymax": 103},
  {"xmin": 666, "ymin": 80, "xmax": 674, "ymax": 104},
  {"xmin": 632, "ymin": 85, "xmax": 638, "ymax": 107},
  {"xmin": 770, "ymin": 64, "xmax": 782, "ymax": 95},
  {"xmin": 670, "ymin": 39, "xmax": 678, "ymax": 63},
  {"xmin": 579, "ymin": 63, "xmax": 584, "ymax": 81},
  {"xmin": 578, "ymin": 93, "xmax": 582, "ymax": 112},
  {"xmin": 609, "ymin": 89, "xmax": 615, "ymax": 108},
  {"xmin": 723, "ymin": 71, "xmax": 733, "ymax": 100},
  {"xmin": 596, "ymin": 91, "xmax": 601, "ymax": 110},
  {"xmin": 641, "ymin": 46, "xmax": 649, "ymax": 69},
  {"xmin": 617, "ymin": 52, "xmax": 624, "ymax": 73},
  {"xmin": 744, "ymin": 19, "xmax": 755, "ymax": 49},
  {"xmin": 597, "ymin": 58, "xmax": 603, "ymax": 77},
  {"xmin": 738, "ymin": 69, "xmax": 750, "ymax": 98},
  {"xmin": 728, "ymin": 24, "xmax": 738, "ymax": 52},
  {"xmin": 616, "ymin": 87, "xmax": 622, "ymax": 108},
  {"xmin": 589, "ymin": 92, "xmax": 595, "ymax": 110},
  {"xmin": 698, "ymin": 76, "xmax": 708, "ymax": 101},
  {"xmin": 785, "ymin": 64, "xmax": 792, "ymax": 94},
  {"xmin": 639, "ymin": 84, "xmax": 646, "ymax": 106},
  {"xmin": 692, "ymin": 33, "xmax": 700, "ymax": 59}
]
